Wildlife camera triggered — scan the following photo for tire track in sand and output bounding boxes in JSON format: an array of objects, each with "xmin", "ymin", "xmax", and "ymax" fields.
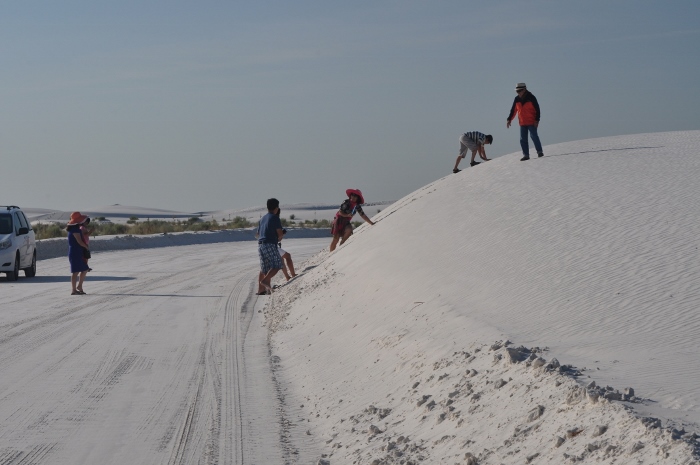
[{"xmin": 163, "ymin": 271, "xmax": 252, "ymax": 465}]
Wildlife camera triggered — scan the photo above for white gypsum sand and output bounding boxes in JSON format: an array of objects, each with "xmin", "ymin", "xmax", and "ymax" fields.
[
  {"xmin": 265, "ymin": 131, "xmax": 700, "ymax": 464},
  {"xmin": 0, "ymin": 239, "xmax": 327, "ymax": 464}
]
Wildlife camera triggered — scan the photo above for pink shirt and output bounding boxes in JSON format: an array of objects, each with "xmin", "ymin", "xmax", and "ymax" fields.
[{"xmin": 79, "ymin": 225, "xmax": 90, "ymax": 246}]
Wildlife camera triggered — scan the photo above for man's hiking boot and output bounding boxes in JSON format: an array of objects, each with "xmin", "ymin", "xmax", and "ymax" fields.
[
  {"xmin": 470, "ymin": 161, "xmax": 480, "ymax": 167},
  {"xmin": 537, "ymin": 152, "xmax": 544, "ymax": 158},
  {"xmin": 453, "ymin": 168, "xmax": 461, "ymax": 174},
  {"xmin": 520, "ymin": 156, "xmax": 530, "ymax": 161}
]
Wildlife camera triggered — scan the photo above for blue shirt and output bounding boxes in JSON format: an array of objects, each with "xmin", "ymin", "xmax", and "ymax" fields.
[
  {"xmin": 67, "ymin": 225, "xmax": 85, "ymax": 256},
  {"xmin": 257, "ymin": 213, "xmax": 283, "ymax": 244}
]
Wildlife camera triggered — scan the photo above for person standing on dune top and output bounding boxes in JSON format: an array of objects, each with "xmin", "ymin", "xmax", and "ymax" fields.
[{"xmin": 507, "ymin": 82, "xmax": 544, "ymax": 161}]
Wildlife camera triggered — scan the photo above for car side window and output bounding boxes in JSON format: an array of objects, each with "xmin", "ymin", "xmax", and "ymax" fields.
[
  {"xmin": 14, "ymin": 212, "xmax": 29, "ymax": 234},
  {"xmin": 14, "ymin": 213, "xmax": 23, "ymax": 234},
  {"xmin": 19, "ymin": 211, "xmax": 31, "ymax": 231},
  {"xmin": 0, "ymin": 215, "xmax": 12, "ymax": 235}
]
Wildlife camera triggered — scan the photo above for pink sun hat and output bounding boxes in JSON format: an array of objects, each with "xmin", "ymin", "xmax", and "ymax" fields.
[{"xmin": 345, "ymin": 189, "xmax": 365, "ymax": 204}]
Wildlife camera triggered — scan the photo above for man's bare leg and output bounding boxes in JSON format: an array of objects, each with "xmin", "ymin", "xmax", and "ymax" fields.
[
  {"xmin": 260, "ymin": 268, "xmax": 280, "ymax": 293},
  {"xmin": 258, "ymin": 271, "xmax": 266, "ymax": 293},
  {"xmin": 281, "ymin": 259, "xmax": 291, "ymax": 280},
  {"xmin": 283, "ymin": 253, "xmax": 296, "ymax": 277}
]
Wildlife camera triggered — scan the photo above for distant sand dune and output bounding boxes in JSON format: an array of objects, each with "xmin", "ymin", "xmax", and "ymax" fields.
[{"xmin": 25, "ymin": 201, "xmax": 395, "ymax": 224}]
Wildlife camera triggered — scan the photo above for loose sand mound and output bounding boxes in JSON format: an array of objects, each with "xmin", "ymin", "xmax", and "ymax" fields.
[{"xmin": 264, "ymin": 131, "xmax": 700, "ymax": 464}]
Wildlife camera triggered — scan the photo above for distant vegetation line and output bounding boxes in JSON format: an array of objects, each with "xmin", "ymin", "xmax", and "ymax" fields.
[{"xmin": 33, "ymin": 215, "xmax": 336, "ymax": 240}]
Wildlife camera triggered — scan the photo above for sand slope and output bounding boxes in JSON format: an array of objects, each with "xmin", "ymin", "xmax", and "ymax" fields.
[{"xmin": 265, "ymin": 131, "xmax": 700, "ymax": 464}]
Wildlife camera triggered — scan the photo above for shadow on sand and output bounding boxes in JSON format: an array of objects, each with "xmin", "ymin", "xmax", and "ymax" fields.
[
  {"xmin": 93, "ymin": 293, "xmax": 223, "ymax": 298},
  {"xmin": 547, "ymin": 146, "xmax": 663, "ymax": 158},
  {"xmin": 5, "ymin": 275, "xmax": 137, "ymax": 284}
]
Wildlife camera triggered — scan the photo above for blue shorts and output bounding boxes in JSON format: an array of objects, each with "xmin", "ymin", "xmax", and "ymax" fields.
[{"xmin": 258, "ymin": 243, "xmax": 283, "ymax": 275}]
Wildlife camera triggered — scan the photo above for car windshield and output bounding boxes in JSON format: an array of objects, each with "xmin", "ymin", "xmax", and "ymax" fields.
[{"xmin": 0, "ymin": 214, "xmax": 12, "ymax": 235}]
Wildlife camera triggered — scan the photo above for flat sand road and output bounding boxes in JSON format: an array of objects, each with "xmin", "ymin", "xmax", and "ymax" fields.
[{"xmin": 0, "ymin": 239, "xmax": 325, "ymax": 465}]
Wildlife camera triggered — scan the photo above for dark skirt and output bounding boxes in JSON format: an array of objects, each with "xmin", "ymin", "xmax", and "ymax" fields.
[
  {"xmin": 68, "ymin": 247, "xmax": 89, "ymax": 273},
  {"xmin": 331, "ymin": 214, "xmax": 352, "ymax": 236}
]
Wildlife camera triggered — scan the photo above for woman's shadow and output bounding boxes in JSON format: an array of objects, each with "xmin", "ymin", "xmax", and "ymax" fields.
[{"xmin": 10, "ymin": 275, "xmax": 136, "ymax": 283}]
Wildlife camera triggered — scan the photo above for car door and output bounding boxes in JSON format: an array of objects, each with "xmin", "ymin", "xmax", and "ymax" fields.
[
  {"xmin": 19, "ymin": 211, "xmax": 35, "ymax": 264},
  {"xmin": 13, "ymin": 212, "xmax": 29, "ymax": 267}
]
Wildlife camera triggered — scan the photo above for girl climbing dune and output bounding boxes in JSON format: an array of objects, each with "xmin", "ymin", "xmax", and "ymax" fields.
[{"xmin": 330, "ymin": 188, "xmax": 375, "ymax": 252}]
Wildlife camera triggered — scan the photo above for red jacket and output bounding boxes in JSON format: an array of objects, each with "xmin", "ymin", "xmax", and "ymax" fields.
[{"xmin": 507, "ymin": 91, "xmax": 540, "ymax": 126}]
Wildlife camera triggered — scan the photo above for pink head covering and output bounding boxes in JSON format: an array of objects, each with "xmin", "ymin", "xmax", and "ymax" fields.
[{"xmin": 345, "ymin": 189, "xmax": 365, "ymax": 204}]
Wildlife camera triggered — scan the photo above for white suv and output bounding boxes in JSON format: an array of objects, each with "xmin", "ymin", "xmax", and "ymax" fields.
[{"xmin": 0, "ymin": 206, "xmax": 37, "ymax": 281}]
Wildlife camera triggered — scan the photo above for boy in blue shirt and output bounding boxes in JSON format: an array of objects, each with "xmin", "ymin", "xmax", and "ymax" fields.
[{"xmin": 256, "ymin": 198, "xmax": 285, "ymax": 294}]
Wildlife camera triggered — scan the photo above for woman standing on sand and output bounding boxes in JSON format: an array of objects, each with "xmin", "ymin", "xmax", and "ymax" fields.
[
  {"xmin": 66, "ymin": 212, "xmax": 90, "ymax": 295},
  {"xmin": 330, "ymin": 189, "xmax": 375, "ymax": 252}
]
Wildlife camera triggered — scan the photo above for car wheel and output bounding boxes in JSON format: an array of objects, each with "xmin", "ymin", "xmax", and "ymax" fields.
[
  {"xmin": 7, "ymin": 253, "xmax": 20, "ymax": 281},
  {"xmin": 24, "ymin": 251, "xmax": 36, "ymax": 278}
]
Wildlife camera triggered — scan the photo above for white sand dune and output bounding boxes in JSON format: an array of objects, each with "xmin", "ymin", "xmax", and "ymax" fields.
[
  {"xmin": 85, "ymin": 204, "xmax": 193, "ymax": 217},
  {"xmin": 10, "ymin": 131, "xmax": 700, "ymax": 463},
  {"xmin": 264, "ymin": 130, "xmax": 700, "ymax": 464},
  {"xmin": 23, "ymin": 205, "xmax": 197, "ymax": 224}
]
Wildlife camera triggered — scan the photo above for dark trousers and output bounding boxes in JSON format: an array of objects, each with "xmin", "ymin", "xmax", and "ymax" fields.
[{"xmin": 520, "ymin": 125, "xmax": 543, "ymax": 156}]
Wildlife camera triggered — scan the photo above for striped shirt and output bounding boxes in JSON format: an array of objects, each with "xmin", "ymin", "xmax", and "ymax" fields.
[{"xmin": 464, "ymin": 131, "xmax": 487, "ymax": 145}]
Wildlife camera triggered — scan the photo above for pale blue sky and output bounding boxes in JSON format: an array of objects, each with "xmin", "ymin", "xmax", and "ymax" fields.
[{"xmin": 2, "ymin": 1, "xmax": 699, "ymax": 212}]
